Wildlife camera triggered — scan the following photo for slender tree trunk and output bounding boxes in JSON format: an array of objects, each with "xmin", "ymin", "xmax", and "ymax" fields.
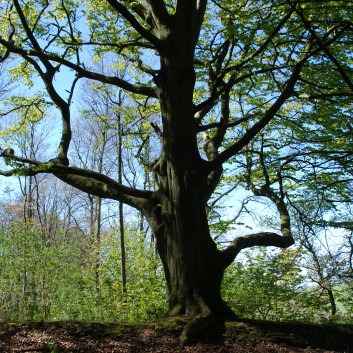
[
  {"xmin": 23, "ymin": 126, "xmax": 36, "ymax": 222},
  {"xmin": 119, "ymin": 200, "xmax": 127, "ymax": 293},
  {"xmin": 327, "ymin": 287, "xmax": 337, "ymax": 316},
  {"xmin": 117, "ymin": 103, "xmax": 127, "ymax": 293},
  {"xmin": 95, "ymin": 196, "xmax": 102, "ymax": 296}
]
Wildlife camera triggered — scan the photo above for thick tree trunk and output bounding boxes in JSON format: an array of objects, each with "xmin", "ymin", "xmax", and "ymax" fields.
[
  {"xmin": 146, "ymin": 32, "xmax": 236, "ymax": 343},
  {"xmin": 150, "ymin": 182, "xmax": 234, "ymax": 343},
  {"xmin": 157, "ymin": 197, "xmax": 227, "ymax": 318}
]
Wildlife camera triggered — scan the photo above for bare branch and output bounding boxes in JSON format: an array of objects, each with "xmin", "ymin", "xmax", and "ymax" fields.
[
  {"xmin": 52, "ymin": 165, "xmax": 152, "ymax": 200},
  {"xmin": 0, "ymin": 152, "xmax": 40, "ymax": 166},
  {"xmin": 54, "ymin": 172, "xmax": 152, "ymax": 210},
  {"xmin": 0, "ymin": 153, "xmax": 153, "ymax": 210},
  {"xmin": 220, "ymin": 140, "xmax": 295, "ymax": 267},
  {"xmin": 0, "ymin": 38, "xmax": 158, "ymax": 98}
]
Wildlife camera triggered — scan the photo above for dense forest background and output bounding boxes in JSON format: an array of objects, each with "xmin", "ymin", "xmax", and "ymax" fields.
[
  {"xmin": 1, "ymin": 191, "xmax": 352, "ymax": 324},
  {"xmin": 0, "ymin": 97, "xmax": 352, "ymax": 324}
]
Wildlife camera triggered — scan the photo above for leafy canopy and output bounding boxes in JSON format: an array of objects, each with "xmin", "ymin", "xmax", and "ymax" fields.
[{"xmin": 0, "ymin": 0, "xmax": 352, "ymax": 242}]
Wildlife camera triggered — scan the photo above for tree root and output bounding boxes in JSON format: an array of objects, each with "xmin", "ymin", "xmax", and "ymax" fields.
[
  {"xmin": 180, "ymin": 297, "xmax": 227, "ymax": 346},
  {"xmin": 180, "ymin": 313, "xmax": 216, "ymax": 346}
]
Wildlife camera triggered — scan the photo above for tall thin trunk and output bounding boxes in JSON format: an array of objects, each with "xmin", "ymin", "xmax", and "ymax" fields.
[
  {"xmin": 95, "ymin": 196, "xmax": 102, "ymax": 295},
  {"xmin": 306, "ymin": 240, "xmax": 337, "ymax": 317},
  {"xmin": 327, "ymin": 287, "xmax": 336, "ymax": 316},
  {"xmin": 27, "ymin": 175, "xmax": 34, "ymax": 220},
  {"xmin": 23, "ymin": 127, "xmax": 36, "ymax": 222},
  {"xmin": 119, "ymin": 198, "xmax": 126, "ymax": 293},
  {"xmin": 117, "ymin": 105, "xmax": 127, "ymax": 293}
]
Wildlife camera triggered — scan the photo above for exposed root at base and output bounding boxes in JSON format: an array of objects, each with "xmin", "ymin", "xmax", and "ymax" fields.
[
  {"xmin": 180, "ymin": 313, "xmax": 226, "ymax": 346},
  {"xmin": 171, "ymin": 295, "xmax": 237, "ymax": 345},
  {"xmin": 181, "ymin": 313, "xmax": 213, "ymax": 346}
]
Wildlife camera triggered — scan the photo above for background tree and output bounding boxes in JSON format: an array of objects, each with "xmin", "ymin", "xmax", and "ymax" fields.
[
  {"xmin": 222, "ymin": 248, "xmax": 305, "ymax": 321},
  {"xmin": 1, "ymin": 0, "xmax": 353, "ymax": 342}
]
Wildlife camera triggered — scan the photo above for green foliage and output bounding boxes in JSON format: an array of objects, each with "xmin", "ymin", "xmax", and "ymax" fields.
[
  {"xmin": 222, "ymin": 248, "xmax": 305, "ymax": 321},
  {"xmin": 0, "ymin": 222, "xmax": 82, "ymax": 320},
  {"xmin": 222, "ymin": 247, "xmax": 352, "ymax": 323},
  {"xmin": 0, "ymin": 221, "xmax": 167, "ymax": 322},
  {"xmin": 0, "ymin": 221, "xmax": 351, "ymax": 323}
]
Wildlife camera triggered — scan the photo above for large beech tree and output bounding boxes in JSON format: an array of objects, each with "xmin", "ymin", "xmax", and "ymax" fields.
[{"xmin": 1, "ymin": 0, "xmax": 353, "ymax": 342}]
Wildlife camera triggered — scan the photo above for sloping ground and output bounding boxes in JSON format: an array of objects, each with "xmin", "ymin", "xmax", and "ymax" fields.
[{"xmin": 0, "ymin": 319, "xmax": 352, "ymax": 353}]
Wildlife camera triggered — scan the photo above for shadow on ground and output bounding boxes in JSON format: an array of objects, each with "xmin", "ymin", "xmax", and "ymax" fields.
[{"xmin": 0, "ymin": 319, "xmax": 352, "ymax": 352}]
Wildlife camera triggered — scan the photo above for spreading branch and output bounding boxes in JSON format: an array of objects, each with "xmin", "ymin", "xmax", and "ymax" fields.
[
  {"xmin": 10, "ymin": 0, "xmax": 72, "ymax": 161},
  {"xmin": 0, "ymin": 153, "xmax": 153, "ymax": 210},
  {"xmin": 220, "ymin": 137, "xmax": 294, "ymax": 267},
  {"xmin": 54, "ymin": 172, "xmax": 152, "ymax": 210},
  {"xmin": 207, "ymin": 51, "xmax": 311, "ymax": 173},
  {"xmin": 194, "ymin": 65, "xmax": 289, "ymax": 121},
  {"xmin": 194, "ymin": 2, "xmax": 297, "ymax": 118},
  {"xmin": 0, "ymin": 38, "xmax": 158, "ymax": 98}
]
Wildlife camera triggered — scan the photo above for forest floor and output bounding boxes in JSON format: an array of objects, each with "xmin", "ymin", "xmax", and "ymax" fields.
[{"xmin": 0, "ymin": 318, "xmax": 352, "ymax": 353}]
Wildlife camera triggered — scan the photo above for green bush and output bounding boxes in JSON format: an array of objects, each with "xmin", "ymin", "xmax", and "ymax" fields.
[{"xmin": 0, "ymin": 222, "xmax": 167, "ymax": 322}]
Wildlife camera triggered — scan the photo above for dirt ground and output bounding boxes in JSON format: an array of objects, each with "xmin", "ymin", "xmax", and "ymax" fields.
[{"xmin": 0, "ymin": 319, "xmax": 352, "ymax": 353}]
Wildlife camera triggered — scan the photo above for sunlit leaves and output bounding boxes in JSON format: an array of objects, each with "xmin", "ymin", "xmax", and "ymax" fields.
[
  {"xmin": 222, "ymin": 247, "xmax": 306, "ymax": 321},
  {"xmin": 8, "ymin": 61, "xmax": 36, "ymax": 87},
  {"xmin": 0, "ymin": 221, "xmax": 166, "ymax": 322},
  {"xmin": 1, "ymin": 94, "xmax": 50, "ymax": 131}
]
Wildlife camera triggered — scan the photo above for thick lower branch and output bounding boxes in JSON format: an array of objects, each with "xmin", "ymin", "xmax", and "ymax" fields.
[
  {"xmin": 54, "ymin": 172, "xmax": 153, "ymax": 211},
  {"xmin": 221, "ymin": 157, "xmax": 295, "ymax": 268},
  {"xmin": 220, "ymin": 186, "xmax": 294, "ymax": 267},
  {"xmin": 221, "ymin": 231, "xmax": 294, "ymax": 268},
  {"xmin": 0, "ymin": 153, "xmax": 153, "ymax": 210}
]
